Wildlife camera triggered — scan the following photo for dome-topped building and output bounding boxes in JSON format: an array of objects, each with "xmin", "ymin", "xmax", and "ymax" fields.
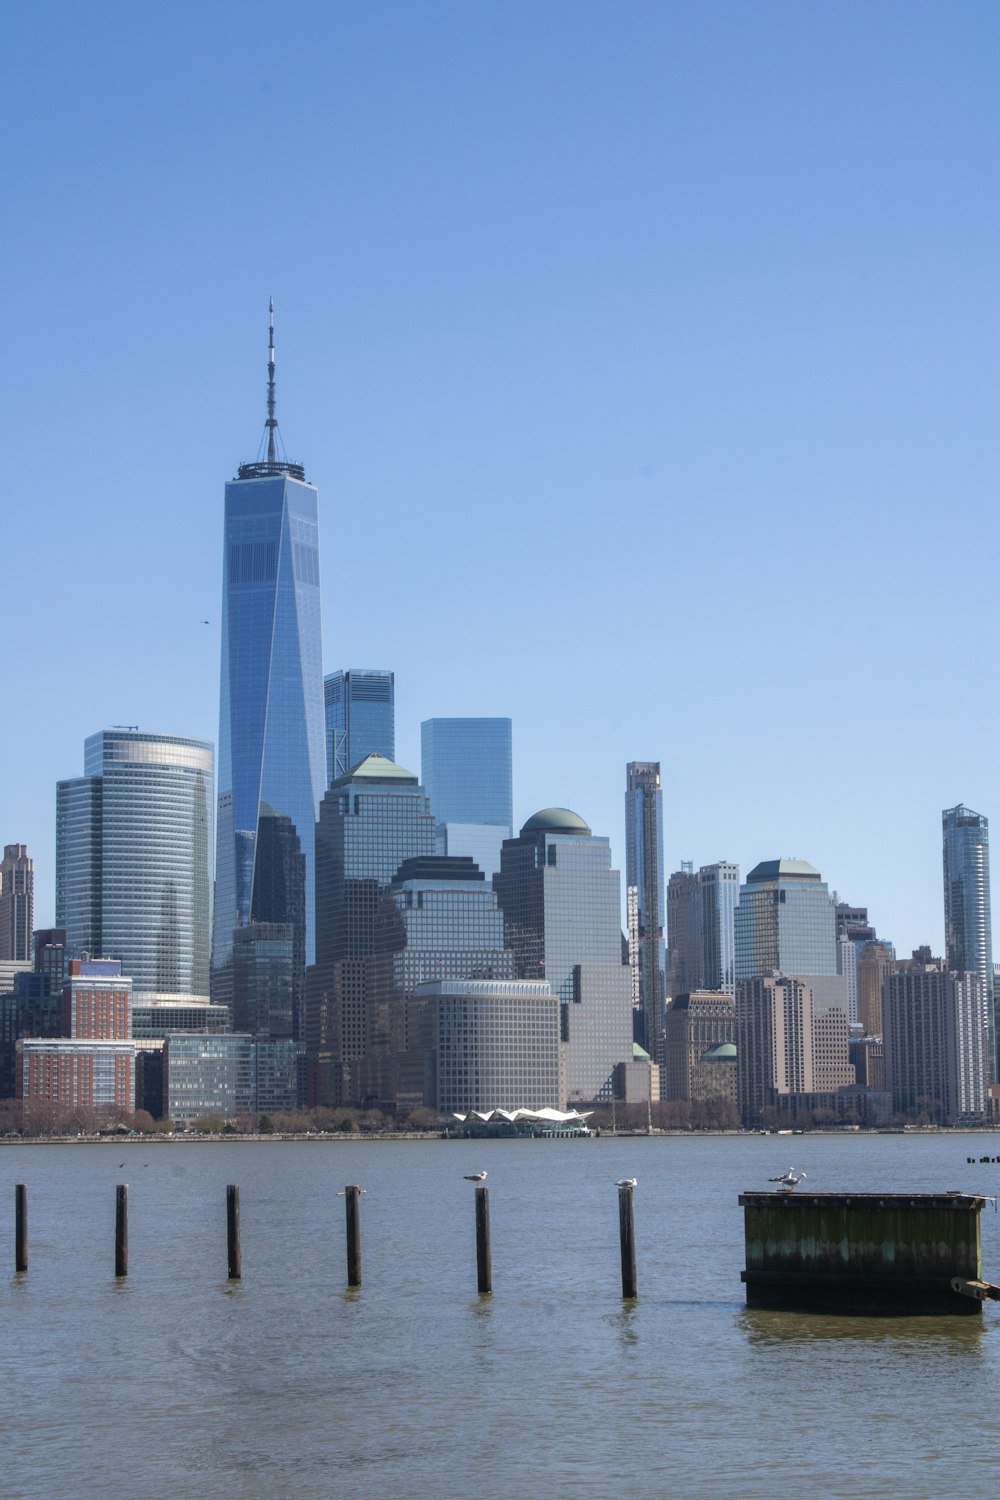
[{"xmin": 520, "ymin": 808, "xmax": 591, "ymax": 837}]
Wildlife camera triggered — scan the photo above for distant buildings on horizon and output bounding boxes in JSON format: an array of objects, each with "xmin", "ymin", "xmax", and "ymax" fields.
[{"xmin": 3, "ymin": 313, "xmax": 996, "ymax": 1131}]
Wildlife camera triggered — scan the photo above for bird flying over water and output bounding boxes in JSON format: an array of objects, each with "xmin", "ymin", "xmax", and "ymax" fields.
[
  {"xmin": 616, "ymin": 1178, "xmax": 638, "ymax": 1188},
  {"xmin": 463, "ymin": 1171, "xmax": 487, "ymax": 1183},
  {"xmin": 768, "ymin": 1168, "xmax": 807, "ymax": 1192}
]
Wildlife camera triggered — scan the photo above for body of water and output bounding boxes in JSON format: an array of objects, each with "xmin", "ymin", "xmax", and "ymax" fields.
[{"xmin": 3, "ymin": 1132, "xmax": 1000, "ymax": 1499}]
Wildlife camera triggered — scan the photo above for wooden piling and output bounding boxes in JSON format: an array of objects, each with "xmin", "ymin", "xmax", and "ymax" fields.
[
  {"xmin": 345, "ymin": 1185, "xmax": 362, "ymax": 1287},
  {"xmin": 115, "ymin": 1184, "xmax": 128, "ymax": 1277},
  {"xmin": 227, "ymin": 1184, "xmax": 241, "ymax": 1280},
  {"xmin": 618, "ymin": 1182, "xmax": 637, "ymax": 1298},
  {"xmin": 475, "ymin": 1184, "xmax": 492, "ymax": 1295},
  {"xmin": 15, "ymin": 1183, "xmax": 27, "ymax": 1274}
]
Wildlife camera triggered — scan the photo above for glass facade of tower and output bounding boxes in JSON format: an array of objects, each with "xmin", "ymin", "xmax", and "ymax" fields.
[
  {"xmin": 56, "ymin": 732, "xmax": 214, "ymax": 997},
  {"xmin": 421, "ymin": 718, "xmax": 513, "ymax": 829},
  {"xmin": 942, "ymin": 804, "xmax": 994, "ymax": 1073},
  {"xmin": 495, "ymin": 811, "xmax": 633, "ymax": 1102},
  {"xmin": 699, "ymin": 862, "xmax": 740, "ymax": 993},
  {"xmin": 734, "ymin": 860, "xmax": 838, "ymax": 982},
  {"xmin": 324, "ymin": 669, "xmax": 395, "ymax": 786},
  {"xmin": 213, "ymin": 473, "xmax": 325, "ymax": 993},
  {"xmin": 391, "ymin": 856, "xmax": 513, "ymax": 998},
  {"xmin": 306, "ymin": 758, "xmax": 437, "ymax": 1104},
  {"xmin": 625, "ymin": 762, "xmax": 665, "ymax": 1055}
]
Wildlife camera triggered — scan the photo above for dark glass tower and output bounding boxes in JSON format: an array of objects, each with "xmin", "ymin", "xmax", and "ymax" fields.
[
  {"xmin": 213, "ymin": 305, "xmax": 325, "ymax": 1024},
  {"xmin": 324, "ymin": 669, "xmax": 395, "ymax": 786},
  {"xmin": 306, "ymin": 754, "xmax": 436, "ymax": 1106},
  {"xmin": 624, "ymin": 762, "xmax": 665, "ymax": 1058},
  {"xmin": 942, "ymin": 804, "xmax": 994, "ymax": 1075}
]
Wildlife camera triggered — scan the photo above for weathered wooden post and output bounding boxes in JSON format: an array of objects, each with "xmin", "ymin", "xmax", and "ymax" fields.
[
  {"xmin": 345, "ymin": 1185, "xmax": 362, "ymax": 1287},
  {"xmin": 618, "ymin": 1182, "xmax": 637, "ymax": 1298},
  {"xmin": 15, "ymin": 1183, "xmax": 27, "ymax": 1274},
  {"xmin": 115, "ymin": 1183, "xmax": 128, "ymax": 1277},
  {"xmin": 227, "ymin": 1184, "xmax": 241, "ymax": 1280},
  {"xmin": 475, "ymin": 1184, "xmax": 492, "ymax": 1295}
]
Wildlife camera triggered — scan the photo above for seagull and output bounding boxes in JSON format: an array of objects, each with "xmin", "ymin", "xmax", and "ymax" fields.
[
  {"xmin": 768, "ymin": 1168, "xmax": 807, "ymax": 1192},
  {"xmin": 463, "ymin": 1171, "xmax": 488, "ymax": 1183},
  {"xmin": 616, "ymin": 1177, "xmax": 638, "ymax": 1188},
  {"xmin": 336, "ymin": 1188, "xmax": 367, "ymax": 1196}
]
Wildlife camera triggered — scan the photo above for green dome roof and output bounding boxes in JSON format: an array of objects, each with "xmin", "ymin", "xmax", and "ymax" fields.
[
  {"xmin": 701, "ymin": 1042, "xmax": 737, "ymax": 1062},
  {"xmin": 521, "ymin": 807, "xmax": 591, "ymax": 836}
]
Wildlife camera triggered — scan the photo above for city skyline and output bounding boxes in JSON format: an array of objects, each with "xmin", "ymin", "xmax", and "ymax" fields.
[{"xmin": 4, "ymin": 3, "xmax": 997, "ymax": 957}]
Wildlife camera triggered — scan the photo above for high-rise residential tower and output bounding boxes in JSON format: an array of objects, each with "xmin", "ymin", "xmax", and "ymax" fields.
[
  {"xmin": 942, "ymin": 804, "xmax": 994, "ymax": 1073},
  {"xmin": 624, "ymin": 762, "xmax": 665, "ymax": 1060},
  {"xmin": 324, "ymin": 669, "xmax": 395, "ymax": 786},
  {"xmin": 421, "ymin": 718, "xmax": 513, "ymax": 880},
  {"xmin": 495, "ymin": 807, "xmax": 633, "ymax": 1103},
  {"xmin": 213, "ymin": 304, "xmax": 325, "ymax": 1016},
  {"xmin": 0, "ymin": 845, "xmax": 33, "ymax": 963},
  {"xmin": 698, "ymin": 862, "xmax": 740, "ymax": 993},
  {"xmin": 56, "ymin": 731, "xmax": 213, "ymax": 998},
  {"xmin": 883, "ymin": 951, "xmax": 986, "ymax": 1123}
]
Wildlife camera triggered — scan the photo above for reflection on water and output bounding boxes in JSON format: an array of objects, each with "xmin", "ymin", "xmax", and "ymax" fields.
[
  {"xmin": 2, "ymin": 1133, "xmax": 1000, "ymax": 1499},
  {"xmin": 739, "ymin": 1305, "xmax": 988, "ymax": 1349}
]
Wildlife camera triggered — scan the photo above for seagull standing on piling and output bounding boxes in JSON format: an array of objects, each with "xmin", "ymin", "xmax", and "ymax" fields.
[
  {"xmin": 616, "ymin": 1178, "xmax": 638, "ymax": 1188},
  {"xmin": 463, "ymin": 1171, "xmax": 488, "ymax": 1183},
  {"xmin": 768, "ymin": 1168, "xmax": 807, "ymax": 1192}
]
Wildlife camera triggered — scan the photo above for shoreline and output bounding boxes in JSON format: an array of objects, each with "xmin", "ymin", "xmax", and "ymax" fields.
[{"xmin": 3, "ymin": 1124, "xmax": 1000, "ymax": 1145}]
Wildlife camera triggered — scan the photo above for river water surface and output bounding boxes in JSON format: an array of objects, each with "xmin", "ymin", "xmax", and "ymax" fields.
[{"xmin": 3, "ymin": 1132, "xmax": 999, "ymax": 1499}]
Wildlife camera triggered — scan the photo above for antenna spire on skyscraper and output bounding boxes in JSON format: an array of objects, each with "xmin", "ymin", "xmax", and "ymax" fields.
[
  {"xmin": 237, "ymin": 298, "xmax": 306, "ymax": 482},
  {"xmin": 266, "ymin": 296, "xmax": 277, "ymax": 462}
]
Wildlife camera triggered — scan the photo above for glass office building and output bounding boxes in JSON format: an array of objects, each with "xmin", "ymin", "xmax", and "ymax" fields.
[
  {"xmin": 213, "ymin": 324, "xmax": 325, "ymax": 1007},
  {"xmin": 56, "ymin": 731, "xmax": 214, "ymax": 998},
  {"xmin": 624, "ymin": 762, "xmax": 665, "ymax": 1057},
  {"xmin": 421, "ymin": 718, "xmax": 512, "ymax": 828},
  {"xmin": 307, "ymin": 754, "xmax": 437, "ymax": 1104},
  {"xmin": 942, "ymin": 804, "xmax": 994, "ymax": 1073},
  {"xmin": 324, "ymin": 669, "xmax": 394, "ymax": 786},
  {"xmin": 495, "ymin": 808, "xmax": 633, "ymax": 1102},
  {"xmin": 734, "ymin": 859, "xmax": 839, "ymax": 982},
  {"xmin": 421, "ymin": 718, "xmax": 513, "ymax": 880}
]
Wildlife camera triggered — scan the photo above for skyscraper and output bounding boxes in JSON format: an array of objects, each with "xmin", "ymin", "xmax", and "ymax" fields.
[
  {"xmin": 306, "ymin": 753, "xmax": 437, "ymax": 1106},
  {"xmin": 0, "ymin": 845, "xmax": 33, "ymax": 963},
  {"xmin": 495, "ymin": 807, "xmax": 633, "ymax": 1103},
  {"xmin": 213, "ymin": 304, "xmax": 325, "ymax": 1015},
  {"xmin": 942, "ymin": 804, "xmax": 994, "ymax": 1073},
  {"xmin": 666, "ymin": 864, "xmax": 700, "ymax": 998},
  {"xmin": 421, "ymin": 718, "xmax": 513, "ymax": 880},
  {"xmin": 734, "ymin": 859, "xmax": 839, "ymax": 982},
  {"xmin": 324, "ymin": 669, "xmax": 395, "ymax": 786},
  {"xmin": 698, "ymin": 862, "xmax": 739, "ymax": 993},
  {"xmin": 624, "ymin": 762, "xmax": 665, "ymax": 1060},
  {"xmin": 56, "ymin": 731, "xmax": 213, "ymax": 998},
  {"xmin": 389, "ymin": 854, "xmax": 514, "ymax": 1106}
]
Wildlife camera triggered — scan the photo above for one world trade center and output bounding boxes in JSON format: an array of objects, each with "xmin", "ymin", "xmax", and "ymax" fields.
[{"xmin": 212, "ymin": 304, "xmax": 325, "ymax": 1034}]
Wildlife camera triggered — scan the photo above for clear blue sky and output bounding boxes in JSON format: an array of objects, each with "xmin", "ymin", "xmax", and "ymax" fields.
[{"xmin": 4, "ymin": 0, "xmax": 997, "ymax": 955}]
